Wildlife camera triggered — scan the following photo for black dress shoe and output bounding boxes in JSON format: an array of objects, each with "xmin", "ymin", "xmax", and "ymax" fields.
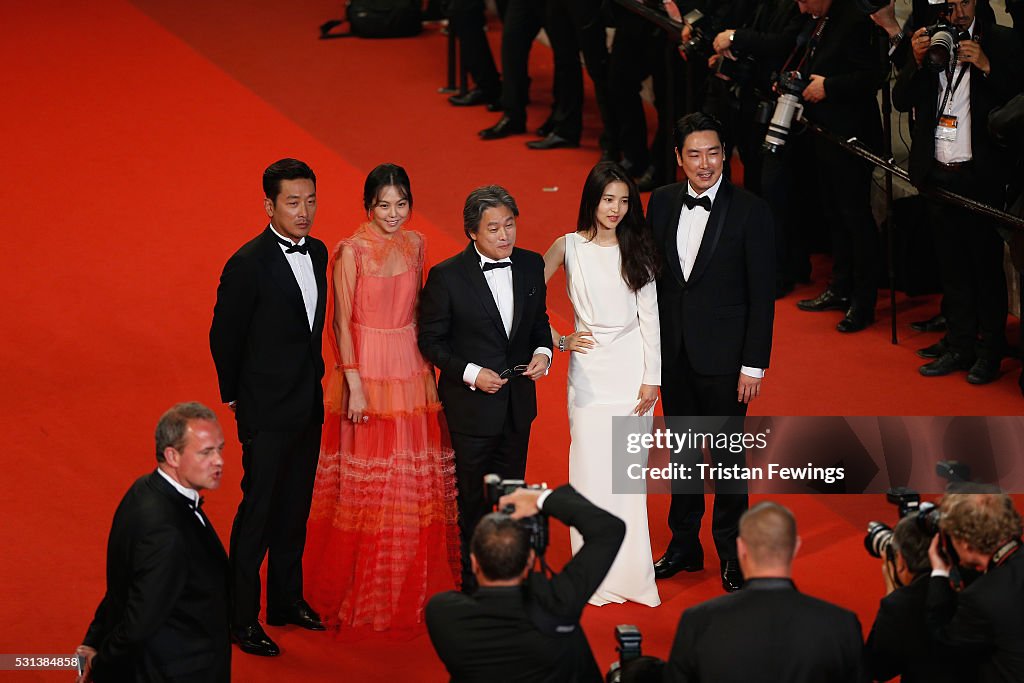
[
  {"xmin": 916, "ymin": 338, "xmax": 949, "ymax": 359},
  {"xmin": 266, "ymin": 599, "xmax": 326, "ymax": 631},
  {"xmin": 448, "ymin": 88, "xmax": 499, "ymax": 107},
  {"xmin": 479, "ymin": 115, "xmax": 526, "ymax": 140},
  {"xmin": 535, "ymin": 118, "xmax": 555, "ymax": 138},
  {"xmin": 910, "ymin": 313, "xmax": 947, "ymax": 333},
  {"xmin": 967, "ymin": 357, "xmax": 1001, "ymax": 385},
  {"xmin": 721, "ymin": 560, "xmax": 744, "ymax": 592},
  {"xmin": 232, "ymin": 623, "xmax": 280, "ymax": 657},
  {"xmin": 796, "ymin": 289, "xmax": 850, "ymax": 312},
  {"xmin": 836, "ymin": 306, "xmax": 875, "ymax": 333},
  {"xmin": 653, "ymin": 548, "xmax": 704, "ymax": 579},
  {"xmin": 919, "ymin": 351, "xmax": 974, "ymax": 377},
  {"xmin": 526, "ymin": 133, "xmax": 579, "ymax": 150}
]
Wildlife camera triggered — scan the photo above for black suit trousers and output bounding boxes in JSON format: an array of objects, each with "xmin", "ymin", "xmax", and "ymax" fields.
[
  {"xmin": 447, "ymin": 0, "xmax": 501, "ymax": 94},
  {"xmin": 925, "ymin": 165, "xmax": 1007, "ymax": 360},
  {"xmin": 661, "ymin": 347, "xmax": 748, "ymax": 563},
  {"xmin": 449, "ymin": 414, "xmax": 530, "ymax": 589},
  {"xmin": 499, "ymin": 0, "xmax": 545, "ymax": 121},
  {"xmin": 230, "ymin": 420, "xmax": 321, "ymax": 624}
]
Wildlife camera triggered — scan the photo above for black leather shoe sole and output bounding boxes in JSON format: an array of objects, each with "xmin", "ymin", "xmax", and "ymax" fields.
[
  {"xmin": 796, "ymin": 293, "xmax": 850, "ymax": 312},
  {"xmin": 653, "ymin": 555, "xmax": 704, "ymax": 579},
  {"xmin": 919, "ymin": 353, "xmax": 974, "ymax": 377},
  {"xmin": 479, "ymin": 120, "xmax": 526, "ymax": 140},
  {"xmin": 910, "ymin": 314, "xmax": 947, "ymax": 333},
  {"xmin": 836, "ymin": 312, "xmax": 874, "ymax": 333},
  {"xmin": 232, "ymin": 628, "xmax": 280, "ymax": 657},
  {"xmin": 967, "ymin": 359, "xmax": 1001, "ymax": 385},
  {"xmin": 916, "ymin": 340, "xmax": 949, "ymax": 359},
  {"xmin": 526, "ymin": 134, "xmax": 579, "ymax": 150}
]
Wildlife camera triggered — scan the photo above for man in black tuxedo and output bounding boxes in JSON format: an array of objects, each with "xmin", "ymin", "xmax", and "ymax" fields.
[
  {"xmin": 418, "ymin": 185, "xmax": 552, "ymax": 590},
  {"xmin": 893, "ymin": 0, "xmax": 1024, "ymax": 384},
  {"xmin": 425, "ymin": 484, "xmax": 624, "ymax": 682},
  {"xmin": 664, "ymin": 502, "xmax": 867, "ymax": 683},
  {"xmin": 791, "ymin": 0, "xmax": 885, "ymax": 333},
  {"xmin": 77, "ymin": 402, "xmax": 230, "ymax": 683},
  {"xmin": 647, "ymin": 113, "xmax": 774, "ymax": 592},
  {"xmin": 926, "ymin": 492, "xmax": 1024, "ymax": 683},
  {"xmin": 209, "ymin": 158, "xmax": 327, "ymax": 657}
]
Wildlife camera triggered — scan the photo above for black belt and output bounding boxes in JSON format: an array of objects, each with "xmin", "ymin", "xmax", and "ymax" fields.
[{"xmin": 933, "ymin": 159, "xmax": 973, "ymax": 170}]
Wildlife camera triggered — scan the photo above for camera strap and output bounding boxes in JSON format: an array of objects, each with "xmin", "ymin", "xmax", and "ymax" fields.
[
  {"xmin": 780, "ymin": 16, "xmax": 828, "ymax": 76},
  {"xmin": 936, "ymin": 53, "xmax": 968, "ymax": 125}
]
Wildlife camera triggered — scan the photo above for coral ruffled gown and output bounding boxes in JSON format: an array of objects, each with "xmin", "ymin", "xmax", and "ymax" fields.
[{"xmin": 305, "ymin": 225, "xmax": 459, "ymax": 637}]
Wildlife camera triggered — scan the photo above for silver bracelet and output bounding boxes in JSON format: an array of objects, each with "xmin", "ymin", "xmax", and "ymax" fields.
[{"xmin": 558, "ymin": 335, "xmax": 566, "ymax": 352}]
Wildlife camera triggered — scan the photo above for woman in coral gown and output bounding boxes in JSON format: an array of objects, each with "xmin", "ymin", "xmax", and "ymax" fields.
[
  {"xmin": 543, "ymin": 161, "xmax": 662, "ymax": 607},
  {"xmin": 305, "ymin": 163, "xmax": 460, "ymax": 636}
]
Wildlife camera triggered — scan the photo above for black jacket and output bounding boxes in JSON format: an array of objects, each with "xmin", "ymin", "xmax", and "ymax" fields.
[
  {"xmin": 927, "ymin": 547, "xmax": 1024, "ymax": 683},
  {"xmin": 892, "ymin": 19, "xmax": 1024, "ymax": 189},
  {"xmin": 83, "ymin": 472, "xmax": 230, "ymax": 683},
  {"xmin": 425, "ymin": 485, "xmax": 625, "ymax": 683},
  {"xmin": 418, "ymin": 243, "xmax": 551, "ymax": 436},
  {"xmin": 209, "ymin": 226, "xmax": 328, "ymax": 433},
  {"xmin": 665, "ymin": 577, "xmax": 867, "ymax": 683},
  {"xmin": 648, "ymin": 179, "xmax": 774, "ymax": 375}
]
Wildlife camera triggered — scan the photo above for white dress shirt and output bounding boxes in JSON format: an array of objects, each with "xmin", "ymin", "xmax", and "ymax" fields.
[
  {"xmin": 156, "ymin": 467, "xmax": 205, "ymax": 526},
  {"xmin": 676, "ymin": 176, "xmax": 764, "ymax": 380},
  {"xmin": 270, "ymin": 223, "xmax": 318, "ymax": 331},
  {"xmin": 462, "ymin": 246, "xmax": 552, "ymax": 388},
  {"xmin": 934, "ymin": 19, "xmax": 975, "ymax": 165}
]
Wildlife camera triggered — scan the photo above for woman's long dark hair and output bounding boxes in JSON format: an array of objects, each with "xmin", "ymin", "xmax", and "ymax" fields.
[{"xmin": 576, "ymin": 161, "xmax": 660, "ymax": 292}]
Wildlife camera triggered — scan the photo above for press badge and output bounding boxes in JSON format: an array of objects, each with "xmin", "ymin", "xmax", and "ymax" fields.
[{"xmin": 936, "ymin": 114, "xmax": 958, "ymax": 142}]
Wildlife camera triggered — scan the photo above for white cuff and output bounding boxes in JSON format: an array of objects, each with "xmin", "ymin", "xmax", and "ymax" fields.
[
  {"xmin": 931, "ymin": 568, "xmax": 951, "ymax": 578},
  {"xmin": 463, "ymin": 363, "xmax": 482, "ymax": 390},
  {"xmin": 533, "ymin": 347, "xmax": 552, "ymax": 376},
  {"xmin": 536, "ymin": 489, "xmax": 554, "ymax": 510},
  {"xmin": 740, "ymin": 366, "xmax": 765, "ymax": 379}
]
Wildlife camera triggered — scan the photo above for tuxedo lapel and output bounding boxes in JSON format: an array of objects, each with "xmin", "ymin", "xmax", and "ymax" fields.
[
  {"xmin": 687, "ymin": 181, "xmax": 732, "ymax": 286},
  {"xmin": 259, "ymin": 227, "xmax": 309, "ymax": 326},
  {"xmin": 310, "ymin": 241, "xmax": 327, "ymax": 335},
  {"xmin": 508, "ymin": 249, "xmax": 528, "ymax": 343},
  {"xmin": 148, "ymin": 472, "xmax": 227, "ymax": 561},
  {"xmin": 457, "ymin": 243, "xmax": 509, "ymax": 341},
  {"xmin": 663, "ymin": 185, "xmax": 687, "ymax": 287}
]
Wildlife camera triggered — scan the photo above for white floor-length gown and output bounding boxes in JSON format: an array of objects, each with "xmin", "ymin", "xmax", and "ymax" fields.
[{"xmin": 564, "ymin": 232, "xmax": 661, "ymax": 607}]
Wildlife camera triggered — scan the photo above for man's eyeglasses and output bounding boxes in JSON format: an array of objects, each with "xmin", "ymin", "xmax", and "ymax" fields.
[{"xmin": 499, "ymin": 365, "xmax": 529, "ymax": 379}]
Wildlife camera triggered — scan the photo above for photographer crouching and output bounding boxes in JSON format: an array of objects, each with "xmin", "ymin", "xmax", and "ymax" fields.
[
  {"xmin": 426, "ymin": 480, "xmax": 625, "ymax": 682},
  {"xmin": 865, "ymin": 509, "xmax": 977, "ymax": 682},
  {"xmin": 925, "ymin": 492, "xmax": 1024, "ymax": 682},
  {"xmin": 892, "ymin": 0, "xmax": 1024, "ymax": 384}
]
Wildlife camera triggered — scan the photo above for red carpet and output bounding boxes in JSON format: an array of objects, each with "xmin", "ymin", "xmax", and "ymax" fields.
[{"xmin": 1, "ymin": 1, "xmax": 1020, "ymax": 681}]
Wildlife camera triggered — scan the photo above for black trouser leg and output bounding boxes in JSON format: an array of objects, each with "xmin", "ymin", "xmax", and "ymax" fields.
[
  {"xmin": 545, "ymin": 0, "xmax": 583, "ymax": 142},
  {"xmin": 499, "ymin": 0, "xmax": 543, "ymax": 122},
  {"xmin": 609, "ymin": 14, "xmax": 657, "ymax": 169},
  {"xmin": 448, "ymin": 0, "xmax": 501, "ymax": 94}
]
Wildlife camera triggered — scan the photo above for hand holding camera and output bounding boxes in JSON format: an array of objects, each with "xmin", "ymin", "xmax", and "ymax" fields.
[
  {"xmin": 956, "ymin": 39, "xmax": 990, "ymax": 74},
  {"xmin": 499, "ymin": 487, "xmax": 544, "ymax": 520}
]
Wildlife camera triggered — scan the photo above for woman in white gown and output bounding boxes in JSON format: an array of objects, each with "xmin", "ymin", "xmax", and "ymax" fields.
[{"xmin": 543, "ymin": 162, "xmax": 662, "ymax": 607}]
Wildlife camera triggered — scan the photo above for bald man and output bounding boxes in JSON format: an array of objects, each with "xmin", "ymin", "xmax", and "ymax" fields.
[{"xmin": 664, "ymin": 502, "xmax": 867, "ymax": 683}]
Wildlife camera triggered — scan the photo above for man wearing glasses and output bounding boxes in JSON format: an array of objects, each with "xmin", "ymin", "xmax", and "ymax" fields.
[{"xmin": 419, "ymin": 184, "xmax": 552, "ymax": 593}]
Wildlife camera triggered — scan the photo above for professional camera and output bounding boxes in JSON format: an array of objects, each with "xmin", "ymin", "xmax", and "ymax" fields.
[
  {"xmin": 606, "ymin": 625, "xmax": 643, "ymax": 683},
  {"xmin": 678, "ymin": 10, "xmax": 711, "ymax": 62},
  {"xmin": 922, "ymin": 1, "xmax": 970, "ymax": 71},
  {"xmin": 762, "ymin": 70, "xmax": 808, "ymax": 153},
  {"xmin": 484, "ymin": 473, "xmax": 550, "ymax": 556}
]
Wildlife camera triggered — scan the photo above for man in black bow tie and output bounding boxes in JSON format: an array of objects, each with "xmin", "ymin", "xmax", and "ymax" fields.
[
  {"xmin": 77, "ymin": 403, "xmax": 231, "ymax": 682},
  {"xmin": 418, "ymin": 185, "xmax": 552, "ymax": 592},
  {"xmin": 647, "ymin": 113, "xmax": 775, "ymax": 593},
  {"xmin": 210, "ymin": 158, "xmax": 328, "ymax": 656}
]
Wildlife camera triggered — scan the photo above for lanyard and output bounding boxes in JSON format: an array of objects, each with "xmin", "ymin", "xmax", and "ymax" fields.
[
  {"xmin": 781, "ymin": 16, "xmax": 829, "ymax": 75},
  {"xmin": 936, "ymin": 51, "xmax": 968, "ymax": 124}
]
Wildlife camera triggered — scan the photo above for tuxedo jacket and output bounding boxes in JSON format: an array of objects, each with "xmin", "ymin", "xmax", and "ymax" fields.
[
  {"xmin": 866, "ymin": 574, "xmax": 972, "ymax": 683},
  {"xmin": 418, "ymin": 243, "xmax": 551, "ymax": 436},
  {"xmin": 927, "ymin": 549, "xmax": 1024, "ymax": 683},
  {"xmin": 647, "ymin": 180, "xmax": 774, "ymax": 377},
  {"xmin": 892, "ymin": 20, "xmax": 1024, "ymax": 189},
  {"xmin": 209, "ymin": 226, "xmax": 328, "ymax": 433},
  {"xmin": 83, "ymin": 472, "xmax": 230, "ymax": 683},
  {"xmin": 664, "ymin": 578, "xmax": 867, "ymax": 683},
  {"xmin": 425, "ymin": 485, "xmax": 625, "ymax": 683},
  {"xmin": 799, "ymin": 0, "xmax": 885, "ymax": 148}
]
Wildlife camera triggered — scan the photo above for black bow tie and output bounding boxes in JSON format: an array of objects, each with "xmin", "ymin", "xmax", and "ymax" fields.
[
  {"xmin": 277, "ymin": 237, "xmax": 308, "ymax": 255},
  {"xmin": 481, "ymin": 261, "xmax": 511, "ymax": 272},
  {"xmin": 190, "ymin": 496, "xmax": 205, "ymax": 511},
  {"xmin": 682, "ymin": 194, "xmax": 712, "ymax": 212}
]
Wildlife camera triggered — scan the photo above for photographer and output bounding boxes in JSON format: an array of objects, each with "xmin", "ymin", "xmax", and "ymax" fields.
[
  {"xmin": 425, "ymin": 484, "xmax": 625, "ymax": 683},
  {"xmin": 926, "ymin": 492, "xmax": 1024, "ymax": 683},
  {"xmin": 865, "ymin": 513, "xmax": 975, "ymax": 682},
  {"xmin": 892, "ymin": 0, "xmax": 1024, "ymax": 384},
  {"xmin": 789, "ymin": 0, "xmax": 886, "ymax": 334}
]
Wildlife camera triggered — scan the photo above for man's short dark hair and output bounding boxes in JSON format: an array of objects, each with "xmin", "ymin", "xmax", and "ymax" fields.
[
  {"xmin": 263, "ymin": 158, "xmax": 316, "ymax": 201},
  {"xmin": 673, "ymin": 112, "xmax": 724, "ymax": 150},
  {"xmin": 462, "ymin": 185, "xmax": 519, "ymax": 239},
  {"xmin": 155, "ymin": 402, "xmax": 217, "ymax": 462},
  {"xmin": 892, "ymin": 513, "xmax": 932, "ymax": 575},
  {"xmin": 471, "ymin": 513, "xmax": 531, "ymax": 580}
]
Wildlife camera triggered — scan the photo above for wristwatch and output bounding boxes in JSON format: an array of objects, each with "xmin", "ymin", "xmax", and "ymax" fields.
[{"xmin": 889, "ymin": 30, "xmax": 904, "ymax": 48}]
